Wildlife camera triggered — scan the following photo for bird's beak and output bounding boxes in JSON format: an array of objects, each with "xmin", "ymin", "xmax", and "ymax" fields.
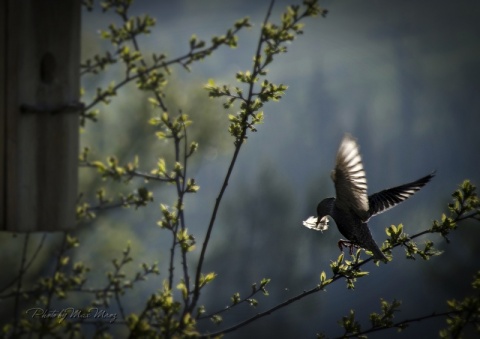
[
  {"xmin": 314, "ymin": 216, "xmax": 329, "ymax": 231},
  {"xmin": 316, "ymin": 216, "xmax": 329, "ymax": 227}
]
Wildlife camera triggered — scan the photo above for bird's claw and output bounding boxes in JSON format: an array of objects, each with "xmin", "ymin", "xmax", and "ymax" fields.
[{"xmin": 338, "ymin": 239, "xmax": 360, "ymax": 255}]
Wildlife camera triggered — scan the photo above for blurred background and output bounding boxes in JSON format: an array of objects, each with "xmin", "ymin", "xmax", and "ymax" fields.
[
  {"xmin": 4, "ymin": 0, "xmax": 480, "ymax": 337},
  {"xmin": 79, "ymin": 0, "xmax": 480, "ymax": 337}
]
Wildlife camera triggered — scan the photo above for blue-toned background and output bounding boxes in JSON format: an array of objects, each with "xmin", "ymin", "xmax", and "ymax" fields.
[{"xmin": 79, "ymin": 0, "xmax": 480, "ymax": 337}]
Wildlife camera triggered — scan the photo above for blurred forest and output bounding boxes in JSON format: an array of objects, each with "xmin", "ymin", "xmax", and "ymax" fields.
[{"xmin": 2, "ymin": 0, "xmax": 480, "ymax": 337}]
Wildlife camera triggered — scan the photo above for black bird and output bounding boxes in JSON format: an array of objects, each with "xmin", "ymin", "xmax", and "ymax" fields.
[{"xmin": 303, "ymin": 134, "xmax": 435, "ymax": 262}]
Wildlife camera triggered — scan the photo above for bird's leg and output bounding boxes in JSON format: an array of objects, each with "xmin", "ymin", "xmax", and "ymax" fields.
[{"xmin": 338, "ymin": 239, "xmax": 360, "ymax": 255}]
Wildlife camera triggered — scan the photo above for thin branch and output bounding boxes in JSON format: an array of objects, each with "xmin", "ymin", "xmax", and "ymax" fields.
[
  {"xmin": 201, "ymin": 208, "xmax": 479, "ymax": 337},
  {"xmin": 13, "ymin": 233, "xmax": 30, "ymax": 333},
  {"xmin": 457, "ymin": 210, "xmax": 480, "ymax": 222},
  {"xmin": 197, "ymin": 287, "xmax": 269, "ymax": 320},
  {"xmin": 181, "ymin": 122, "xmax": 189, "ymax": 212},
  {"xmin": 114, "ymin": 291, "xmax": 127, "ymax": 321},
  {"xmin": 336, "ymin": 310, "xmax": 462, "ymax": 339},
  {"xmin": 179, "ymin": 122, "xmax": 192, "ymax": 307},
  {"xmin": 201, "ymin": 284, "xmax": 323, "ymax": 337},
  {"xmin": 167, "ymin": 228, "xmax": 178, "ymax": 291},
  {"xmin": 83, "ymin": 54, "xmax": 178, "ymax": 112},
  {"xmin": 121, "ymin": 11, "xmax": 169, "ymax": 112},
  {"xmin": 48, "ymin": 233, "xmax": 68, "ymax": 304},
  {"xmin": 168, "ymin": 123, "xmax": 183, "ymax": 291},
  {"xmin": 82, "ymin": 15, "xmax": 248, "ymax": 115},
  {"xmin": 86, "ymin": 200, "xmax": 129, "ymax": 212},
  {"xmin": 190, "ymin": 0, "xmax": 276, "ymax": 314},
  {"xmin": 82, "ymin": 194, "xmax": 152, "ymax": 215},
  {"xmin": 79, "ymin": 162, "xmax": 173, "ymax": 183},
  {"xmin": 1, "ymin": 233, "xmax": 47, "ymax": 294}
]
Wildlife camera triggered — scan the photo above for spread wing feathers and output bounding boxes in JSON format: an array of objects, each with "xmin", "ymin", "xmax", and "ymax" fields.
[
  {"xmin": 368, "ymin": 172, "xmax": 436, "ymax": 218},
  {"xmin": 331, "ymin": 134, "xmax": 370, "ymax": 220}
]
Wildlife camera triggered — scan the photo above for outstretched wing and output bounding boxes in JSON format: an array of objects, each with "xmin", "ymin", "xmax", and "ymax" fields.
[
  {"xmin": 368, "ymin": 172, "xmax": 436, "ymax": 218},
  {"xmin": 331, "ymin": 134, "xmax": 370, "ymax": 220}
]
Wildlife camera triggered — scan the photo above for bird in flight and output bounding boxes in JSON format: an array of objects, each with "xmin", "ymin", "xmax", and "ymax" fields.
[{"xmin": 303, "ymin": 134, "xmax": 435, "ymax": 262}]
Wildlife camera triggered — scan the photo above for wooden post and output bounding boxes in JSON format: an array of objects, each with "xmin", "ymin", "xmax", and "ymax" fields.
[
  {"xmin": 0, "ymin": 0, "xmax": 5, "ymax": 231},
  {"xmin": 1, "ymin": 0, "xmax": 81, "ymax": 232}
]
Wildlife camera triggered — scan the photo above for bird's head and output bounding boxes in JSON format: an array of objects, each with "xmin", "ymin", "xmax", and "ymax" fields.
[
  {"xmin": 302, "ymin": 197, "xmax": 335, "ymax": 232},
  {"xmin": 315, "ymin": 197, "xmax": 335, "ymax": 229},
  {"xmin": 317, "ymin": 197, "xmax": 335, "ymax": 220}
]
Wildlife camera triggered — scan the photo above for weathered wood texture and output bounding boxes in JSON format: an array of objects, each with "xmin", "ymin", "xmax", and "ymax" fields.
[
  {"xmin": 0, "ymin": 0, "xmax": 5, "ymax": 230},
  {"xmin": 1, "ymin": 0, "xmax": 80, "ymax": 231}
]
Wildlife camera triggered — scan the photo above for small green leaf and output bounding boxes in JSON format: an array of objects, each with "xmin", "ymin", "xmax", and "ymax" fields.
[
  {"xmin": 177, "ymin": 281, "xmax": 188, "ymax": 300},
  {"xmin": 210, "ymin": 314, "xmax": 223, "ymax": 325},
  {"xmin": 320, "ymin": 271, "xmax": 326, "ymax": 283},
  {"xmin": 155, "ymin": 131, "xmax": 166, "ymax": 139},
  {"xmin": 231, "ymin": 292, "xmax": 240, "ymax": 304}
]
